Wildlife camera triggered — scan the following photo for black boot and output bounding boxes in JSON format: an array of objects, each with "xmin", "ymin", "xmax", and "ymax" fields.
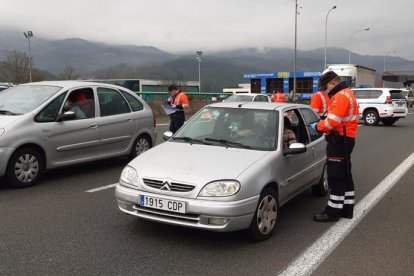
[{"xmin": 313, "ymin": 211, "xmax": 339, "ymax": 222}]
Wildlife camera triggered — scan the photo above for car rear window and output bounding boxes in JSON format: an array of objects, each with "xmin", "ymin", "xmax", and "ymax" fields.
[{"xmin": 390, "ymin": 90, "xmax": 405, "ymax": 99}]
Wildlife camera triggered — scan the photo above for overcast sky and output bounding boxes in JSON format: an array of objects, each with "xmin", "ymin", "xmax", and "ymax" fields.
[{"xmin": 2, "ymin": 0, "xmax": 414, "ymax": 60}]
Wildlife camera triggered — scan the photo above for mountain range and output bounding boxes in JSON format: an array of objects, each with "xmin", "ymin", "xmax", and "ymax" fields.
[{"xmin": 1, "ymin": 28, "xmax": 413, "ymax": 91}]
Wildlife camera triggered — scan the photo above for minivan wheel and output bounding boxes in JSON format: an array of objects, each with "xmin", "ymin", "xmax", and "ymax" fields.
[
  {"xmin": 312, "ymin": 164, "xmax": 329, "ymax": 197},
  {"xmin": 382, "ymin": 117, "xmax": 398, "ymax": 126},
  {"xmin": 129, "ymin": 134, "xmax": 151, "ymax": 160},
  {"xmin": 247, "ymin": 187, "xmax": 279, "ymax": 241},
  {"xmin": 364, "ymin": 110, "xmax": 379, "ymax": 126},
  {"xmin": 6, "ymin": 147, "xmax": 44, "ymax": 188}
]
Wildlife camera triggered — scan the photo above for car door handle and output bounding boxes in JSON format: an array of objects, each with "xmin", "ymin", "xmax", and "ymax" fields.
[
  {"xmin": 126, "ymin": 117, "xmax": 133, "ymax": 122},
  {"xmin": 90, "ymin": 124, "xmax": 98, "ymax": 129}
]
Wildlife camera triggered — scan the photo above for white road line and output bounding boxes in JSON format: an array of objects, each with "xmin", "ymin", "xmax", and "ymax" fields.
[
  {"xmin": 278, "ymin": 152, "xmax": 414, "ymax": 276},
  {"xmin": 86, "ymin": 183, "xmax": 117, "ymax": 193}
]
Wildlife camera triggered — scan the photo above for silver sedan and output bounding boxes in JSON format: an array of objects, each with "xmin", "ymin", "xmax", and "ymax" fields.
[{"xmin": 115, "ymin": 102, "xmax": 327, "ymax": 240}]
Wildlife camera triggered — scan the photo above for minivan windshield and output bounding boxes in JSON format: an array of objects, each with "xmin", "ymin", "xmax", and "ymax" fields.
[
  {"xmin": 174, "ymin": 107, "xmax": 279, "ymax": 150},
  {"xmin": 0, "ymin": 85, "xmax": 61, "ymax": 114}
]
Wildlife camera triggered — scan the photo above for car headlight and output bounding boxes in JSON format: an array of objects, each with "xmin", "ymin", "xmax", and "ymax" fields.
[
  {"xmin": 0, "ymin": 128, "xmax": 4, "ymax": 136},
  {"xmin": 199, "ymin": 180, "xmax": 240, "ymax": 197},
  {"xmin": 120, "ymin": 166, "xmax": 139, "ymax": 187}
]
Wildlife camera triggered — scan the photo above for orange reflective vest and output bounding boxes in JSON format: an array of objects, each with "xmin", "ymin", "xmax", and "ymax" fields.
[
  {"xmin": 316, "ymin": 88, "xmax": 359, "ymax": 138},
  {"xmin": 311, "ymin": 91, "xmax": 330, "ymax": 117},
  {"xmin": 272, "ymin": 93, "xmax": 287, "ymax": 103},
  {"xmin": 172, "ymin": 91, "xmax": 189, "ymax": 110}
]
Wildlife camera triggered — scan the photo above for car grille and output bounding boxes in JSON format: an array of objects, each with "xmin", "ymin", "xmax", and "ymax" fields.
[
  {"xmin": 133, "ymin": 205, "xmax": 200, "ymax": 224},
  {"xmin": 142, "ymin": 178, "xmax": 195, "ymax": 192}
]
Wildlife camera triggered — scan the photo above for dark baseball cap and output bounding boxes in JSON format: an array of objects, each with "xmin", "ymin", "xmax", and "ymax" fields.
[
  {"xmin": 168, "ymin": 85, "xmax": 178, "ymax": 92},
  {"xmin": 318, "ymin": 71, "xmax": 338, "ymax": 90}
]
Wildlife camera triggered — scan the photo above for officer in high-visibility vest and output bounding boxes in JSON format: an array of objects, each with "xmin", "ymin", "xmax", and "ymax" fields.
[
  {"xmin": 167, "ymin": 85, "xmax": 189, "ymax": 133},
  {"xmin": 272, "ymin": 91, "xmax": 287, "ymax": 103},
  {"xmin": 311, "ymin": 90, "xmax": 330, "ymax": 118},
  {"xmin": 310, "ymin": 71, "xmax": 359, "ymax": 222}
]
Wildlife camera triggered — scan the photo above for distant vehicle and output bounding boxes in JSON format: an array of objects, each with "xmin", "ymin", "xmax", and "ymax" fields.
[
  {"xmin": 401, "ymin": 88, "xmax": 414, "ymax": 108},
  {"xmin": 0, "ymin": 85, "xmax": 11, "ymax": 92},
  {"xmin": 0, "ymin": 81, "xmax": 156, "ymax": 188},
  {"xmin": 351, "ymin": 88, "xmax": 408, "ymax": 125},
  {"xmin": 323, "ymin": 64, "xmax": 376, "ymax": 88},
  {"xmin": 115, "ymin": 102, "xmax": 328, "ymax": 240},
  {"xmin": 224, "ymin": 93, "xmax": 271, "ymax": 102}
]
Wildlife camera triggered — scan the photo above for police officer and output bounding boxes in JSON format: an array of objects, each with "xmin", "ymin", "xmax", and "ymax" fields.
[
  {"xmin": 167, "ymin": 85, "xmax": 189, "ymax": 133},
  {"xmin": 310, "ymin": 71, "xmax": 359, "ymax": 222},
  {"xmin": 310, "ymin": 89, "xmax": 330, "ymax": 118},
  {"xmin": 272, "ymin": 90, "xmax": 287, "ymax": 103}
]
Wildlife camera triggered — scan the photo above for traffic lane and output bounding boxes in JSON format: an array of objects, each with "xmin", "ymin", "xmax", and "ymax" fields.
[
  {"xmin": 1, "ymin": 116, "xmax": 414, "ymax": 275},
  {"xmin": 314, "ymin": 165, "xmax": 414, "ymax": 275}
]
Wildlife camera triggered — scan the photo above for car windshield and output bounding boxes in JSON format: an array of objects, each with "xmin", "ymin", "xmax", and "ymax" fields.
[
  {"xmin": 174, "ymin": 107, "xmax": 279, "ymax": 150},
  {"xmin": 225, "ymin": 95, "xmax": 254, "ymax": 102},
  {"xmin": 0, "ymin": 85, "xmax": 61, "ymax": 114}
]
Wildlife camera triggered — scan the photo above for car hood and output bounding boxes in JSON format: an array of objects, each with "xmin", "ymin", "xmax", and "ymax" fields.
[
  {"xmin": 0, "ymin": 115, "xmax": 23, "ymax": 128},
  {"xmin": 128, "ymin": 141, "xmax": 270, "ymax": 185}
]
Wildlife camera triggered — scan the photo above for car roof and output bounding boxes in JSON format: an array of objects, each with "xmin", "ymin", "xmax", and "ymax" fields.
[
  {"xmin": 208, "ymin": 101, "xmax": 309, "ymax": 111},
  {"xmin": 21, "ymin": 80, "xmax": 131, "ymax": 91}
]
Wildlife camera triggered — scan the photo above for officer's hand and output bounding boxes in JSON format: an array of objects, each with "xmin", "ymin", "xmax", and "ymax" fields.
[
  {"xmin": 310, "ymin": 122, "xmax": 318, "ymax": 132},
  {"xmin": 167, "ymin": 96, "xmax": 173, "ymax": 104}
]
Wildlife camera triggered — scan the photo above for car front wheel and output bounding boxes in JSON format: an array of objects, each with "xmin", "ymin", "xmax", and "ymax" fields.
[
  {"xmin": 6, "ymin": 147, "xmax": 44, "ymax": 188},
  {"xmin": 247, "ymin": 187, "xmax": 279, "ymax": 241},
  {"xmin": 364, "ymin": 110, "xmax": 379, "ymax": 126}
]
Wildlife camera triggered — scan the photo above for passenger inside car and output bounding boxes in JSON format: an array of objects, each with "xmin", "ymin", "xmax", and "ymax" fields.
[{"xmin": 283, "ymin": 116, "xmax": 297, "ymax": 148}]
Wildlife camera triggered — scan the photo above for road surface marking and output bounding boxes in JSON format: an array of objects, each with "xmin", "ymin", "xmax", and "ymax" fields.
[
  {"xmin": 278, "ymin": 152, "xmax": 414, "ymax": 276},
  {"xmin": 86, "ymin": 183, "xmax": 117, "ymax": 193}
]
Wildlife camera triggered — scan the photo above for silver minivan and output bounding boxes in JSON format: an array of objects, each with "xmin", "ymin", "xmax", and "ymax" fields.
[{"xmin": 0, "ymin": 81, "xmax": 156, "ymax": 188}]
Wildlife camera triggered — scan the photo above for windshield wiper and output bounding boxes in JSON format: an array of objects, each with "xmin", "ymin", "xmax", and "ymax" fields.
[
  {"xmin": 172, "ymin": 136, "xmax": 212, "ymax": 145},
  {"xmin": 0, "ymin": 110, "xmax": 21, "ymax": 115},
  {"xmin": 204, "ymin": 138, "xmax": 252, "ymax": 149}
]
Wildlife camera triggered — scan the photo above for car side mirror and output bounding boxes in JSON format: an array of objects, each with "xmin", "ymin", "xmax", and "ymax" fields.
[
  {"xmin": 163, "ymin": 131, "xmax": 173, "ymax": 141},
  {"xmin": 57, "ymin": 111, "xmax": 76, "ymax": 122},
  {"xmin": 283, "ymin": 142, "xmax": 307, "ymax": 155}
]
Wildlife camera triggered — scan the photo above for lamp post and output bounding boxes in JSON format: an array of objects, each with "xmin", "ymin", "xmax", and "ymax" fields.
[
  {"xmin": 324, "ymin": 5, "xmax": 336, "ymax": 69},
  {"xmin": 348, "ymin": 28, "xmax": 369, "ymax": 64},
  {"xmin": 292, "ymin": 0, "xmax": 301, "ymax": 102},
  {"xmin": 196, "ymin": 51, "xmax": 203, "ymax": 92},
  {"xmin": 23, "ymin": 31, "xmax": 34, "ymax": 83},
  {"xmin": 383, "ymin": 50, "xmax": 396, "ymax": 72}
]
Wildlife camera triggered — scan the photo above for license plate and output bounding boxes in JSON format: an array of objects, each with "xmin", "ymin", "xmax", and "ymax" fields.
[{"xmin": 139, "ymin": 195, "xmax": 186, "ymax": 214}]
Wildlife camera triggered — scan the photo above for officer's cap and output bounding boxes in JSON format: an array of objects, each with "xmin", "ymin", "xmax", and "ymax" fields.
[{"xmin": 318, "ymin": 71, "xmax": 338, "ymax": 91}]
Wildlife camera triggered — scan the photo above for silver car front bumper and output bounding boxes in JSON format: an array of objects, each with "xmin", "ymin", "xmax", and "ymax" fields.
[{"xmin": 115, "ymin": 184, "xmax": 259, "ymax": 232}]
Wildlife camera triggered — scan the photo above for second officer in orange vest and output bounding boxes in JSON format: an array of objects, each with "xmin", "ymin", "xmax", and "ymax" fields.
[
  {"xmin": 310, "ymin": 71, "xmax": 359, "ymax": 222},
  {"xmin": 310, "ymin": 89, "xmax": 330, "ymax": 118},
  {"xmin": 167, "ymin": 85, "xmax": 189, "ymax": 133}
]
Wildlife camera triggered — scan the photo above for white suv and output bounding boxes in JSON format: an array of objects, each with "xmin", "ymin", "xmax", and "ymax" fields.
[{"xmin": 352, "ymin": 88, "xmax": 408, "ymax": 126}]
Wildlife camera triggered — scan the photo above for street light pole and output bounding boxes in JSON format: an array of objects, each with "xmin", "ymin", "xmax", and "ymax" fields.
[
  {"xmin": 196, "ymin": 51, "xmax": 203, "ymax": 92},
  {"xmin": 383, "ymin": 50, "xmax": 396, "ymax": 72},
  {"xmin": 348, "ymin": 28, "xmax": 369, "ymax": 64},
  {"xmin": 293, "ymin": 0, "xmax": 299, "ymax": 102},
  {"xmin": 324, "ymin": 5, "xmax": 337, "ymax": 69},
  {"xmin": 23, "ymin": 31, "xmax": 34, "ymax": 83}
]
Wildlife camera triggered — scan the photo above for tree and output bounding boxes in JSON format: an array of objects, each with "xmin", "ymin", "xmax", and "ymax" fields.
[
  {"xmin": 59, "ymin": 64, "xmax": 79, "ymax": 80},
  {"xmin": 0, "ymin": 50, "xmax": 31, "ymax": 84}
]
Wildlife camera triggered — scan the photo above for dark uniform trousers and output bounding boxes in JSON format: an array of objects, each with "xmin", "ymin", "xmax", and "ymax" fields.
[
  {"xmin": 169, "ymin": 112, "xmax": 185, "ymax": 133},
  {"xmin": 325, "ymin": 134, "xmax": 355, "ymax": 217}
]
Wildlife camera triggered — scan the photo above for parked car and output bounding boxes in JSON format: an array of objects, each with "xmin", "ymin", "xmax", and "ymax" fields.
[
  {"xmin": 115, "ymin": 102, "xmax": 327, "ymax": 240},
  {"xmin": 223, "ymin": 93, "xmax": 271, "ymax": 102},
  {"xmin": 0, "ymin": 81, "xmax": 156, "ymax": 188},
  {"xmin": 351, "ymin": 88, "xmax": 408, "ymax": 126}
]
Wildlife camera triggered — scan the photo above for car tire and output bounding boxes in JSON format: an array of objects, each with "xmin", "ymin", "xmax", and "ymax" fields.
[
  {"xmin": 247, "ymin": 187, "xmax": 279, "ymax": 241},
  {"xmin": 382, "ymin": 118, "xmax": 398, "ymax": 126},
  {"xmin": 311, "ymin": 164, "xmax": 329, "ymax": 197},
  {"xmin": 6, "ymin": 147, "xmax": 44, "ymax": 188},
  {"xmin": 129, "ymin": 134, "xmax": 152, "ymax": 160},
  {"xmin": 364, "ymin": 110, "xmax": 379, "ymax": 126}
]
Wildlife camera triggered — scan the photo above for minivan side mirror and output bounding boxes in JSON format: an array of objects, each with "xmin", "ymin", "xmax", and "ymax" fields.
[
  {"xmin": 283, "ymin": 142, "xmax": 307, "ymax": 155},
  {"xmin": 57, "ymin": 111, "xmax": 76, "ymax": 122}
]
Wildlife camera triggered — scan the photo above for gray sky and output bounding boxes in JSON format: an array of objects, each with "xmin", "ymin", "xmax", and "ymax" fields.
[{"xmin": 2, "ymin": 0, "xmax": 414, "ymax": 60}]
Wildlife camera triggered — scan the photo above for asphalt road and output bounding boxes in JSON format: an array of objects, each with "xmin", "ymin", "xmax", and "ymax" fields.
[{"xmin": 1, "ymin": 111, "xmax": 413, "ymax": 276}]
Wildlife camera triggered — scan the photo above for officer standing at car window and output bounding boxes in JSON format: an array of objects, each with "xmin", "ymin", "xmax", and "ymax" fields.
[
  {"xmin": 311, "ymin": 89, "xmax": 330, "ymax": 118},
  {"xmin": 310, "ymin": 71, "xmax": 359, "ymax": 222},
  {"xmin": 167, "ymin": 85, "xmax": 189, "ymax": 133}
]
